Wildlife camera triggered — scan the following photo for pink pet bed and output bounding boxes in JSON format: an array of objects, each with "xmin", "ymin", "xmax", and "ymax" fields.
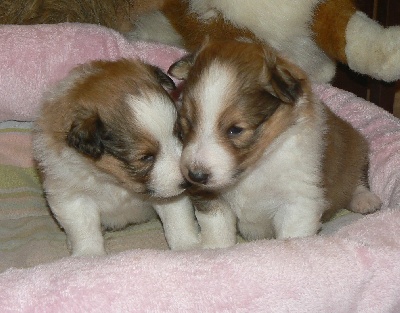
[{"xmin": 0, "ymin": 24, "xmax": 399, "ymax": 312}]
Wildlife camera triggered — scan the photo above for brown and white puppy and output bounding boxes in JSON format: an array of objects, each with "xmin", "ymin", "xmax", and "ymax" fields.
[
  {"xmin": 169, "ymin": 40, "xmax": 382, "ymax": 248},
  {"xmin": 33, "ymin": 58, "xmax": 199, "ymax": 256}
]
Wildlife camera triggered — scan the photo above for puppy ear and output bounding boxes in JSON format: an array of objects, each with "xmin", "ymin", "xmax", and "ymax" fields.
[
  {"xmin": 66, "ymin": 109, "xmax": 106, "ymax": 159},
  {"xmin": 150, "ymin": 65, "xmax": 176, "ymax": 91},
  {"xmin": 168, "ymin": 37, "xmax": 211, "ymax": 80},
  {"xmin": 262, "ymin": 49, "xmax": 306, "ymax": 104},
  {"xmin": 168, "ymin": 54, "xmax": 195, "ymax": 80}
]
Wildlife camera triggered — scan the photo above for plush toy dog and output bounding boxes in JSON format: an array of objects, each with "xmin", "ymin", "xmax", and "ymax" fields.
[{"xmin": 130, "ymin": 0, "xmax": 400, "ymax": 83}]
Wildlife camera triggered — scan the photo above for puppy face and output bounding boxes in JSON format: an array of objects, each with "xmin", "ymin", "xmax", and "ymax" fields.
[
  {"xmin": 169, "ymin": 40, "xmax": 308, "ymax": 190},
  {"xmin": 38, "ymin": 59, "xmax": 186, "ymax": 198}
]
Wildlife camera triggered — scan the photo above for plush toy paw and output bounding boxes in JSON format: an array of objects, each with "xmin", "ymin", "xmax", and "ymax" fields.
[{"xmin": 346, "ymin": 12, "xmax": 400, "ymax": 82}]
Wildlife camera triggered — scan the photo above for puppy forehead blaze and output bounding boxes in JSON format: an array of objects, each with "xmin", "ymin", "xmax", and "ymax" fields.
[
  {"xmin": 127, "ymin": 91, "xmax": 177, "ymax": 138},
  {"xmin": 184, "ymin": 61, "xmax": 238, "ymax": 132}
]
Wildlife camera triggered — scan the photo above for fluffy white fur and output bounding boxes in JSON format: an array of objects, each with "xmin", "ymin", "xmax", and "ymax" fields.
[
  {"xmin": 227, "ymin": 107, "xmax": 327, "ymax": 241},
  {"xmin": 346, "ymin": 11, "xmax": 400, "ymax": 82}
]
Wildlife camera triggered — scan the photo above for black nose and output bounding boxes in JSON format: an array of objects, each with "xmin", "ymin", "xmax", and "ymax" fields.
[{"xmin": 188, "ymin": 170, "xmax": 209, "ymax": 185}]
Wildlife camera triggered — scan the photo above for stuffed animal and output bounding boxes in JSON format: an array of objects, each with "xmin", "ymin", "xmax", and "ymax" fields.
[{"xmin": 130, "ymin": 0, "xmax": 400, "ymax": 84}]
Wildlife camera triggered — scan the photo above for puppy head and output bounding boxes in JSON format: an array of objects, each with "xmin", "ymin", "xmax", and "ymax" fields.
[
  {"xmin": 169, "ymin": 40, "xmax": 310, "ymax": 190},
  {"xmin": 42, "ymin": 59, "xmax": 187, "ymax": 199}
]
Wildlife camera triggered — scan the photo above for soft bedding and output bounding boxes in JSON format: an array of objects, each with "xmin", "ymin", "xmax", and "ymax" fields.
[{"xmin": 0, "ymin": 23, "xmax": 399, "ymax": 312}]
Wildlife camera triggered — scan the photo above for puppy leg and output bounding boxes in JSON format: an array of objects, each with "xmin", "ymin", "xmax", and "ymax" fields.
[
  {"xmin": 349, "ymin": 184, "xmax": 382, "ymax": 214},
  {"xmin": 48, "ymin": 196, "xmax": 105, "ymax": 256},
  {"xmin": 195, "ymin": 199, "xmax": 237, "ymax": 249},
  {"xmin": 153, "ymin": 195, "xmax": 200, "ymax": 250},
  {"xmin": 273, "ymin": 198, "xmax": 324, "ymax": 239},
  {"xmin": 238, "ymin": 220, "xmax": 274, "ymax": 241}
]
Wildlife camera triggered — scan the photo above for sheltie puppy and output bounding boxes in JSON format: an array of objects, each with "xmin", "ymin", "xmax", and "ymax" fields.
[
  {"xmin": 33, "ymin": 58, "xmax": 199, "ymax": 256},
  {"xmin": 168, "ymin": 39, "xmax": 382, "ymax": 248}
]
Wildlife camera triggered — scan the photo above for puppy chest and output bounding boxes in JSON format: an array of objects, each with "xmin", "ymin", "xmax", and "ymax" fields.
[
  {"xmin": 80, "ymin": 180, "xmax": 155, "ymax": 226},
  {"xmin": 225, "ymin": 151, "xmax": 323, "ymax": 223}
]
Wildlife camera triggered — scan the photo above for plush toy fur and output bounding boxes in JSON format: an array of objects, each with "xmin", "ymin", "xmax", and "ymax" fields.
[
  {"xmin": 130, "ymin": 0, "xmax": 400, "ymax": 83},
  {"xmin": 0, "ymin": 0, "xmax": 163, "ymax": 33}
]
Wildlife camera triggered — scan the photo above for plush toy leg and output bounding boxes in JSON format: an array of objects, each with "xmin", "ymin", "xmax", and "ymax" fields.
[{"xmin": 345, "ymin": 11, "xmax": 400, "ymax": 82}]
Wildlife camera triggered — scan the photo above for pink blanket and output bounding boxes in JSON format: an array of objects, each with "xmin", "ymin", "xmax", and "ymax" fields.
[
  {"xmin": 0, "ymin": 24, "xmax": 399, "ymax": 312},
  {"xmin": 0, "ymin": 23, "xmax": 185, "ymax": 121}
]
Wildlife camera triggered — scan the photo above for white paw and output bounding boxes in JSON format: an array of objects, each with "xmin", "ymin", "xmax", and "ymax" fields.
[
  {"xmin": 349, "ymin": 190, "xmax": 382, "ymax": 214},
  {"xmin": 200, "ymin": 234, "xmax": 236, "ymax": 249},
  {"xmin": 168, "ymin": 235, "xmax": 201, "ymax": 250},
  {"xmin": 71, "ymin": 246, "xmax": 106, "ymax": 257}
]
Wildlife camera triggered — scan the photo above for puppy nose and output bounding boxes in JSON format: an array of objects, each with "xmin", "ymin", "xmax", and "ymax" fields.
[{"xmin": 188, "ymin": 170, "xmax": 209, "ymax": 185}]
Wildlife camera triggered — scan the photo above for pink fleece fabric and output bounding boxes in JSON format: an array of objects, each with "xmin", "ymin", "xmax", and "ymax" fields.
[
  {"xmin": 0, "ymin": 23, "xmax": 185, "ymax": 121},
  {"xmin": 0, "ymin": 210, "xmax": 399, "ymax": 313},
  {"xmin": 0, "ymin": 24, "xmax": 399, "ymax": 312}
]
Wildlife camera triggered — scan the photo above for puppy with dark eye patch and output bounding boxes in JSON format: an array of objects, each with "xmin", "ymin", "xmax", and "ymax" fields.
[
  {"xmin": 169, "ymin": 39, "xmax": 381, "ymax": 249},
  {"xmin": 33, "ymin": 58, "xmax": 199, "ymax": 256}
]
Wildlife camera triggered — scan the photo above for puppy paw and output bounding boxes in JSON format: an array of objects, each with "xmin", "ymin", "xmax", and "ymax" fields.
[
  {"xmin": 71, "ymin": 244, "xmax": 106, "ymax": 257},
  {"xmin": 200, "ymin": 235, "xmax": 236, "ymax": 249},
  {"xmin": 169, "ymin": 235, "xmax": 201, "ymax": 250},
  {"xmin": 349, "ymin": 187, "xmax": 382, "ymax": 214}
]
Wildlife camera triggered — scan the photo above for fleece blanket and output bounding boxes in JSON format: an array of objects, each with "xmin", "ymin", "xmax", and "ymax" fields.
[{"xmin": 0, "ymin": 24, "xmax": 400, "ymax": 312}]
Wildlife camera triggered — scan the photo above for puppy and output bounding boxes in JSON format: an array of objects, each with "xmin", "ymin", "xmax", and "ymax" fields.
[
  {"xmin": 33, "ymin": 58, "xmax": 199, "ymax": 256},
  {"xmin": 169, "ymin": 40, "xmax": 382, "ymax": 248}
]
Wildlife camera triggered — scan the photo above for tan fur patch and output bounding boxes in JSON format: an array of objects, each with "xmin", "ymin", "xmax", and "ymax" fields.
[
  {"xmin": 311, "ymin": 0, "xmax": 356, "ymax": 63},
  {"xmin": 0, "ymin": 0, "xmax": 164, "ymax": 33},
  {"xmin": 321, "ymin": 108, "xmax": 369, "ymax": 221}
]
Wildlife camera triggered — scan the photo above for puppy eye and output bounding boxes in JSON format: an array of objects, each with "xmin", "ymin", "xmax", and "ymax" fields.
[
  {"xmin": 227, "ymin": 126, "xmax": 244, "ymax": 137},
  {"xmin": 140, "ymin": 154, "xmax": 155, "ymax": 163}
]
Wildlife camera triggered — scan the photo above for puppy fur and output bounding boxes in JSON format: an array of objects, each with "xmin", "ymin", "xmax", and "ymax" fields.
[
  {"xmin": 33, "ymin": 58, "xmax": 199, "ymax": 256},
  {"xmin": 0, "ymin": 0, "xmax": 164, "ymax": 34},
  {"xmin": 169, "ymin": 40, "xmax": 381, "ymax": 248}
]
